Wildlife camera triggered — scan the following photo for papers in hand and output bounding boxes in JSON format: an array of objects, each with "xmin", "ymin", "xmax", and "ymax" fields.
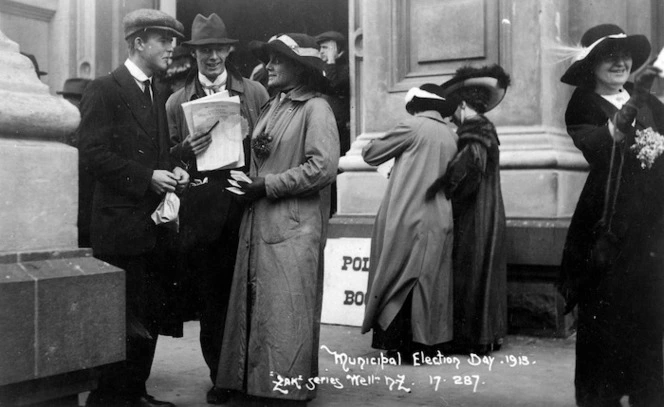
[
  {"xmin": 181, "ymin": 91, "xmax": 245, "ymax": 171},
  {"xmin": 226, "ymin": 170, "xmax": 252, "ymax": 195},
  {"xmin": 654, "ymin": 47, "xmax": 664, "ymax": 78}
]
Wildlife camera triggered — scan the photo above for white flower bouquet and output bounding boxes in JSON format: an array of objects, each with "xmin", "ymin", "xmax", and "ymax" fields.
[{"xmin": 630, "ymin": 127, "xmax": 664, "ymax": 169}]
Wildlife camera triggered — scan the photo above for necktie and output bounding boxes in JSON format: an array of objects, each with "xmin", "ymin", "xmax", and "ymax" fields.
[
  {"xmin": 203, "ymin": 84, "xmax": 222, "ymax": 94},
  {"xmin": 143, "ymin": 79, "xmax": 152, "ymax": 104}
]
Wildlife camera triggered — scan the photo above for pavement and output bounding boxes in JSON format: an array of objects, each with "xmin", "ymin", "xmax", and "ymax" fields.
[{"xmin": 131, "ymin": 321, "xmax": 590, "ymax": 407}]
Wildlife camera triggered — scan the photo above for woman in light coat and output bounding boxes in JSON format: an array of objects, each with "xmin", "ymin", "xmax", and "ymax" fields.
[
  {"xmin": 361, "ymin": 84, "xmax": 458, "ymax": 358},
  {"xmin": 215, "ymin": 33, "xmax": 339, "ymax": 406}
]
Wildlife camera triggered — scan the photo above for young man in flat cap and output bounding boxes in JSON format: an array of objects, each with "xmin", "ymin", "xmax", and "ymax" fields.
[
  {"xmin": 78, "ymin": 8, "xmax": 189, "ymax": 407},
  {"xmin": 165, "ymin": 13, "xmax": 268, "ymax": 405}
]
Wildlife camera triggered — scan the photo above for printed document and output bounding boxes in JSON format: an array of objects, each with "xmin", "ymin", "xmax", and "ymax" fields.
[{"xmin": 181, "ymin": 92, "xmax": 245, "ymax": 171}]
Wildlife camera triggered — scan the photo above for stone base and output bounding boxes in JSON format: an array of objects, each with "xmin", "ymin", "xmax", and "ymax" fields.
[
  {"xmin": 0, "ymin": 369, "xmax": 96, "ymax": 406},
  {"xmin": 0, "ymin": 249, "xmax": 125, "ymax": 387}
]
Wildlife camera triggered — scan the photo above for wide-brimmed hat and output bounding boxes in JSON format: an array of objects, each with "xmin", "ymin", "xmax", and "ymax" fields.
[
  {"xmin": 57, "ymin": 78, "xmax": 92, "ymax": 97},
  {"xmin": 440, "ymin": 64, "xmax": 511, "ymax": 112},
  {"xmin": 560, "ymin": 24, "xmax": 651, "ymax": 87},
  {"xmin": 183, "ymin": 13, "xmax": 238, "ymax": 46},
  {"xmin": 123, "ymin": 8, "xmax": 184, "ymax": 40},
  {"xmin": 405, "ymin": 83, "xmax": 458, "ymax": 117},
  {"xmin": 249, "ymin": 33, "xmax": 325, "ymax": 77}
]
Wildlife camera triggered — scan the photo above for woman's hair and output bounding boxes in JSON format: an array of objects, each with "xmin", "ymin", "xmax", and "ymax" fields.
[{"xmin": 451, "ymin": 86, "xmax": 492, "ymax": 114}]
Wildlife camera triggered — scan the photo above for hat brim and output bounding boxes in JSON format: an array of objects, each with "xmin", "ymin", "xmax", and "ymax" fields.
[
  {"xmin": 182, "ymin": 38, "xmax": 239, "ymax": 46},
  {"xmin": 249, "ymin": 40, "xmax": 326, "ymax": 79},
  {"xmin": 125, "ymin": 26, "xmax": 184, "ymax": 39},
  {"xmin": 561, "ymin": 35, "xmax": 651, "ymax": 87},
  {"xmin": 440, "ymin": 77, "xmax": 507, "ymax": 112}
]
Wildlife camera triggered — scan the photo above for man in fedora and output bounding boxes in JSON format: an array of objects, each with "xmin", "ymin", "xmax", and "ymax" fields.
[
  {"xmin": 79, "ymin": 8, "xmax": 189, "ymax": 407},
  {"xmin": 165, "ymin": 13, "xmax": 268, "ymax": 404}
]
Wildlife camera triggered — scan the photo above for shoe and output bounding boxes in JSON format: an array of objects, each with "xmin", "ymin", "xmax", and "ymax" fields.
[
  {"xmin": 206, "ymin": 386, "xmax": 231, "ymax": 405},
  {"xmin": 134, "ymin": 395, "xmax": 175, "ymax": 407}
]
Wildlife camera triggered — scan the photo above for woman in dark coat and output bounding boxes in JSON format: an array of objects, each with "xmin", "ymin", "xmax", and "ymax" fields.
[
  {"xmin": 427, "ymin": 65, "xmax": 510, "ymax": 355},
  {"xmin": 558, "ymin": 24, "xmax": 664, "ymax": 407}
]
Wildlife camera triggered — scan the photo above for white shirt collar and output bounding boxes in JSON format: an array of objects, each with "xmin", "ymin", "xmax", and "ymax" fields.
[{"xmin": 124, "ymin": 59, "xmax": 152, "ymax": 83}]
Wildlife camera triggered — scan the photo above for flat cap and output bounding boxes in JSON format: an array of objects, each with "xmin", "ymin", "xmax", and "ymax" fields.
[
  {"xmin": 123, "ymin": 8, "xmax": 184, "ymax": 40},
  {"xmin": 315, "ymin": 31, "xmax": 346, "ymax": 45}
]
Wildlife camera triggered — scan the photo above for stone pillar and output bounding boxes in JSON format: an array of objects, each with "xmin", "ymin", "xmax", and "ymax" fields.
[
  {"xmin": 0, "ymin": 31, "xmax": 124, "ymax": 406},
  {"xmin": 326, "ymin": 0, "xmax": 584, "ymax": 336}
]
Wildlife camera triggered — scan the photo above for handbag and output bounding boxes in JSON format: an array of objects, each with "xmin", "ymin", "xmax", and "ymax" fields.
[{"xmin": 589, "ymin": 139, "xmax": 624, "ymax": 276}]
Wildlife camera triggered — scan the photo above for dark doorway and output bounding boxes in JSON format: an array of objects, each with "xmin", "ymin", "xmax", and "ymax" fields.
[{"xmin": 176, "ymin": 0, "xmax": 349, "ymax": 77}]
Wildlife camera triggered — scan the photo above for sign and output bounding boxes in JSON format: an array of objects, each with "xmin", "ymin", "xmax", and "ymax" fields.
[{"xmin": 321, "ymin": 238, "xmax": 371, "ymax": 326}]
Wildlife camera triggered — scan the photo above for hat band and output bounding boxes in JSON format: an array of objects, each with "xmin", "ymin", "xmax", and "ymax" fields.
[
  {"xmin": 269, "ymin": 34, "xmax": 320, "ymax": 58},
  {"xmin": 405, "ymin": 87, "xmax": 445, "ymax": 103},
  {"xmin": 574, "ymin": 33, "xmax": 627, "ymax": 62}
]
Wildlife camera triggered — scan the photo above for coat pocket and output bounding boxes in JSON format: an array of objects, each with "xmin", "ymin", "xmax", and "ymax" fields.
[{"xmin": 259, "ymin": 198, "xmax": 300, "ymax": 244}]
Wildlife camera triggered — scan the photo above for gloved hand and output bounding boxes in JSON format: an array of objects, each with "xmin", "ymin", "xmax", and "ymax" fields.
[{"xmin": 613, "ymin": 65, "xmax": 661, "ymax": 135}]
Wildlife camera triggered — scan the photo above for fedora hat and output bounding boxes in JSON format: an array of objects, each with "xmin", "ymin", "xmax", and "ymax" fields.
[
  {"xmin": 123, "ymin": 8, "xmax": 184, "ymax": 40},
  {"xmin": 560, "ymin": 24, "xmax": 651, "ymax": 87},
  {"xmin": 249, "ymin": 33, "xmax": 325, "ymax": 77},
  {"xmin": 405, "ymin": 83, "xmax": 458, "ymax": 117},
  {"xmin": 57, "ymin": 78, "xmax": 92, "ymax": 97},
  {"xmin": 183, "ymin": 13, "xmax": 238, "ymax": 46},
  {"xmin": 440, "ymin": 64, "xmax": 511, "ymax": 113}
]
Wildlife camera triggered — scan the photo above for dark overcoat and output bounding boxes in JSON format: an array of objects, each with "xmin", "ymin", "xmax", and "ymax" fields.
[
  {"xmin": 447, "ymin": 115, "xmax": 507, "ymax": 349},
  {"xmin": 560, "ymin": 84, "xmax": 664, "ymax": 404},
  {"xmin": 79, "ymin": 64, "xmax": 176, "ymax": 257}
]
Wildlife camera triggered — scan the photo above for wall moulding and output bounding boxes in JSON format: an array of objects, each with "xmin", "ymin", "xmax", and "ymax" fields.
[{"xmin": 0, "ymin": 0, "xmax": 56, "ymax": 22}]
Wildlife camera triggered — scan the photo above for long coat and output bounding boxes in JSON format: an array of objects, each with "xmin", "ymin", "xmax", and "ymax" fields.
[
  {"xmin": 446, "ymin": 115, "xmax": 507, "ymax": 348},
  {"xmin": 361, "ymin": 111, "xmax": 458, "ymax": 346},
  {"xmin": 215, "ymin": 86, "xmax": 339, "ymax": 401},
  {"xmin": 560, "ymin": 84, "xmax": 664, "ymax": 404}
]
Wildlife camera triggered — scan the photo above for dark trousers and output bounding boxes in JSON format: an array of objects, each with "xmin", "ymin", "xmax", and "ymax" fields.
[
  {"xmin": 88, "ymin": 246, "xmax": 172, "ymax": 405},
  {"xmin": 180, "ymin": 195, "xmax": 242, "ymax": 384}
]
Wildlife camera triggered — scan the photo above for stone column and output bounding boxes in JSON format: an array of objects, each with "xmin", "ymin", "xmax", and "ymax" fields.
[{"xmin": 0, "ymin": 31, "xmax": 124, "ymax": 406}]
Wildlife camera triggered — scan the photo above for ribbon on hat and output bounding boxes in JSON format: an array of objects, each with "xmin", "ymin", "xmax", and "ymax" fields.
[
  {"xmin": 573, "ymin": 33, "xmax": 627, "ymax": 63},
  {"xmin": 269, "ymin": 34, "xmax": 321, "ymax": 58},
  {"xmin": 404, "ymin": 87, "xmax": 446, "ymax": 103}
]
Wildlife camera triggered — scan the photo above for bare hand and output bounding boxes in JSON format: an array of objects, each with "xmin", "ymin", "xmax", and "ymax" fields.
[
  {"xmin": 150, "ymin": 170, "xmax": 178, "ymax": 195},
  {"xmin": 320, "ymin": 41, "xmax": 340, "ymax": 64},
  {"xmin": 182, "ymin": 130, "xmax": 213, "ymax": 156},
  {"xmin": 172, "ymin": 166, "xmax": 190, "ymax": 193}
]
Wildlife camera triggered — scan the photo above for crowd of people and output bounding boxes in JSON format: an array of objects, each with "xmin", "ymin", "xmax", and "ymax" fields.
[{"xmin": 57, "ymin": 6, "xmax": 663, "ymax": 407}]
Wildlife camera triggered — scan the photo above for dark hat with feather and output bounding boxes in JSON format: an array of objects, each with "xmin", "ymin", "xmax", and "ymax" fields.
[
  {"xmin": 560, "ymin": 24, "xmax": 651, "ymax": 87},
  {"xmin": 440, "ymin": 64, "xmax": 511, "ymax": 112}
]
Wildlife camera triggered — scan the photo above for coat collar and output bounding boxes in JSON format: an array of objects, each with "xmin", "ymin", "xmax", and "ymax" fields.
[
  {"xmin": 279, "ymin": 85, "xmax": 318, "ymax": 103},
  {"xmin": 414, "ymin": 110, "xmax": 448, "ymax": 124}
]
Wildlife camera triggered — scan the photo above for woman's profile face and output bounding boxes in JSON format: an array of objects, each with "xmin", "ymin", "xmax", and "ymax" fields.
[
  {"xmin": 593, "ymin": 51, "xmax": 632, "ymax": 92},
  {"xmin": 266, "ymin": 52, "xmax": 300, "ymax": 90}
]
